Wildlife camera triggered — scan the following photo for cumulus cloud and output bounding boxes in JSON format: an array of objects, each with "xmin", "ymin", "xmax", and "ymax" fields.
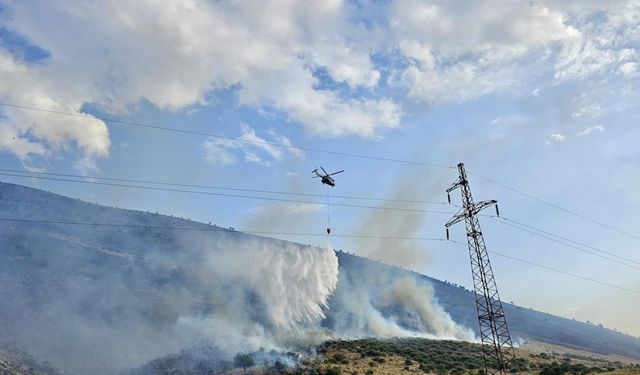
[
  {"xmin": 553, "ymin": 3, "xmax": 640, "ymax": 82},
  {"xmin": 0, "ymin": 0, "xmax": 401, "ymax": 169},
  {"xmin": 389, "ymin": 0, "xmax": 640, "ymax": 103},
  {"xmin": 0, "ymin": 48, "xmax": 111, "ymax": 169},
  {"xmin": 390, "ymin": 0, "xmax": 580, "ymax": 102},
  {"xmin": 203, "ymin": 124, "xmax": 302, "ymax": 167},
  {"xmin": 0, "ymin": 0, "xmax": 638, "ymax": 167}
]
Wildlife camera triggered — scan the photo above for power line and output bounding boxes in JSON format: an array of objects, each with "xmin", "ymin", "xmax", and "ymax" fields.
[
  {"xmin": 7, "ymin": 101, "xmax": 638, "ymax": 244},
  {"xmin": 468, "ymin": 171, "xmax": 640, "ymax": 242},
  {"xmin": 448, "ymin": 240, "xmax": 640, "ymax": 295},
  {"xmin": 7, "ymin": 170, "xmax": 635, "ymax": 268},
  {"xmin": 6, "ymin": 101, "xmax": 640, "ymax": 266},
  {"xmin": 0, "ymin": 172, "xmax": 456, "ymax": 215},
  {"xmin": 0, "ymin": 168, "xmax": 448, "ymax": 205},
  {"xmin": 0, "ymin": 102, "xmax": 452, "ymax": 168},
  {"xmin": 6, "ymin": 170, "xmax": 634, "ymax": 268},
  {"xmin": 0, "ymin": 217, "xmax": 445, "ymax": 241},
  {"xmin": 487, "ymin": 216, "xmax": 640, "ymax": 270},
  {"xmin": 493, "ymin": 216, "xmax": 640, "ymax": 267},
  {"xmin": 2, "ymin": 215, "xmax": 636, "ymax": 295},
  {"xmin": 6, "ymin": 101, "xmax": 640, "ymax": 245}
]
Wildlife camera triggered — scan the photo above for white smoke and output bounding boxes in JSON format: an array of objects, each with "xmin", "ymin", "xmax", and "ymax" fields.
[
  {"xmin": 171, "ymin": 233, "xmax": 474, "ymax": 354},
  {"xmin": 378, "ymin": 276, "xmax": 475, "ymax": 341},
  {"xmin": 172, "ymin": 236, "xmax": 339, "ymax": 354},
  {"xmin": 349, "ymin": 169, "xmax": 448, "ymax": 272},
  {"xmin": 328, "ymin": 168, "xmax": 475, "ymax": 342},
  {"xmin": 327, "ymin": 262, "xmax": 475, "ymax": 342}
]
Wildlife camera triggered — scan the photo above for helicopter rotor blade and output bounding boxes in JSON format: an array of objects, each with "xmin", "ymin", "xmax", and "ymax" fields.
[
  {"xmin": 320, "ymin": 167, "xmax": 328, "ymax": 175},
  {"xmin": 329, "ymin": 170, "xmax": 344, "ymax": 176}
]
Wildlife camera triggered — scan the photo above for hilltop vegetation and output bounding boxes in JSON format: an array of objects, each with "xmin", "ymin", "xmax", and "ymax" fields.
[
  {"xmin": 310, "ymin": 338, "xmax": 640, "ymax": 375},
  {"xmin": 125, "ymin": 338, "xmax": 640, "ymax": 375}
]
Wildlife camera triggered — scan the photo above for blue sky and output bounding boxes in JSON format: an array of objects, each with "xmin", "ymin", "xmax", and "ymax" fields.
[{"xmin": 0, "ymin": 0, "xmax": 639, "ymax": 336}]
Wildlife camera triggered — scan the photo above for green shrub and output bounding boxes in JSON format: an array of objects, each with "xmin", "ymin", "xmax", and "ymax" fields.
[{"xmin": 331, "ymin": 353, "xmax": 349, "ymax": 364}]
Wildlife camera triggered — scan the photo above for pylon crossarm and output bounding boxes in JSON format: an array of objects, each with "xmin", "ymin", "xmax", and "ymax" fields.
[
  {"xmin": 446, "ymin": 178, "xmax": 464, "ymax": 193},
  {"xmin": 472, "ymin": 200, "xmax": 498, "ymax": 216},
  {"xmin": 445, "ymin": 208, "xmax": 466, "ymax": 228}
]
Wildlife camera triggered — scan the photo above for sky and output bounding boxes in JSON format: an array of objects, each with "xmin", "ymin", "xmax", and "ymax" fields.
[{"xmin": 0, "ymin": 0, "xmax": 639, "ymax": 337}]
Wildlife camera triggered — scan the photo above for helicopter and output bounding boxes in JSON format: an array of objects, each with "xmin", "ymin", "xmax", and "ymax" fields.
[{"xmin": 312, "ymin": 167, "xmax": 344, "ymax": 187}]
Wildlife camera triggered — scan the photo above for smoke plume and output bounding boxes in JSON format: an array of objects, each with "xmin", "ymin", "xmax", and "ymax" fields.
[
  {"xmin": 349, "ymin": 169, "xmax": 448, "ymax": 271},
  {"xmin": 325, "ymin": 257, "xmax": 474, "ymax": 341}
]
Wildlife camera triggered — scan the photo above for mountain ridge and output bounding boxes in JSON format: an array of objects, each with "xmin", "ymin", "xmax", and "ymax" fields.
[{"xmin": 0, "ymin": 180, "xmax": 638, "ymax": 375}]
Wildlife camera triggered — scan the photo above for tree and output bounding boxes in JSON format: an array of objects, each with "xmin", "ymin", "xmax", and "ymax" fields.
[{"xmin": 234, "ymin": 353, "xmax": 255, "ymax": 374}]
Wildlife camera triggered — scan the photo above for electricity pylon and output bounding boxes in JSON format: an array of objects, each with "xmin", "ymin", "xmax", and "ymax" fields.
[{"xmin": 445, "ymin": 162, "xmax": 516, "ymax": 375}]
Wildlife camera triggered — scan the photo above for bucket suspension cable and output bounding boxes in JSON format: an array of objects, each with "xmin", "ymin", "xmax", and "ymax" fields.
[{"xmin": 326, "ymin": 186, "xmax": 331, "ymax": 235}]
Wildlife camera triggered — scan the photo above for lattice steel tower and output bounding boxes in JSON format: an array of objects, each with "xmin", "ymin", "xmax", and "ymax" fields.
[{"xmin": 445, "ymin": 162, "xmax": 516, "ymax": 375}]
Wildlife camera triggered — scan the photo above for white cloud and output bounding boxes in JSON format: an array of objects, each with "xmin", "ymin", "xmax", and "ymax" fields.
[
  {"xmin": 577, "ymin": 125, "xmax": 604, "ymax": 137},
  {"xmin": 545, "ymin": 133, "xmax": 566, "ymax": 145},
  {"xmin": 554, "ymin": 3, "xmax": 640, "ymax": 82},
  {"xmin": 388, "ymin": 1, "xmax": 640, "ymax": 104},
  {"xmin": 268, "ymin": 129, "xmax": 304, "ymax": 160},
  {"xmin": 0, "ymin": 48, "xmax": 110, "ymax": 169},
  {"xmin": 203, "ymin": 139, "xmax": 236, "ymax": 167},
  {"xmin": 0, "ymin": 0, "xmax": 638, "ymax": 165},
  {"xmin": 619, "ymin": 62, "xmax": 639, "ymax": 78},
  {"xmin": 243, "ymin": 152, "xmax": 270, "ymax": 167},
  {"xmin": 203, "ymin": 124, "xmax": 301, "ymax": 167},
  {"xmin": 390, "ymin": 0, "xmax": 580, "ymax": 102},
  {"xmin": 237, "ymin": 64, "xmax": 401, "ymax": 138},
  {"xmin": 0, "ymin": 0, "xmax": 400, "ymax": 169},
  {"xmin": 399, "ymin": 40, "xmax": 436, "ymax": 70}
]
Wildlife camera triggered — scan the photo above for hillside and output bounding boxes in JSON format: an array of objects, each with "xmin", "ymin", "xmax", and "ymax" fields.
[
  {"xmin": 313, "ymin": 338, "xmax": 640, "ymax": 375},
  {"xmin": 0, "ymin": 181, "xmax": 638, "ymax": 375},
  {"xmin": 330, "ymin": 253, "xmax": 640, "ymax": 359},
  {"xmin": 126, "ymin": 338, "xmax": 640, "ymax": 375}
]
